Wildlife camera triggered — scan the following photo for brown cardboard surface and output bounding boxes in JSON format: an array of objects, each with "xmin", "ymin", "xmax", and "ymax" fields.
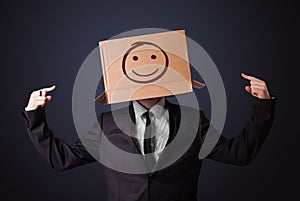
[{"xmin": 96, "ymin": 30, "xmax": 204, "ymax": 104}]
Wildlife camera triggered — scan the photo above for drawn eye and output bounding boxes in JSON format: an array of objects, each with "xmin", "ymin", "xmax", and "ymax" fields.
[
  {"xmin": 133, "ymin": 56, "xmax": 138, "ymax": 61},
  {"xmin": 151, "ymin": 55, "xmax": 157, "ymax": 59}
]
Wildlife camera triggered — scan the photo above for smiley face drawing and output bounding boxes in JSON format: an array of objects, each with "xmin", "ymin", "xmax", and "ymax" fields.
[{"xmin": 122, "ymin": 41, "xmax": 169, "ymax": 84}]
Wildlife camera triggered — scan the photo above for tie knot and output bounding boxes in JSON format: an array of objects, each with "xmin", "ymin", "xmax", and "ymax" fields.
[{"xmin": 142, "ymin": 111, "xmax": 151, "ymax": 127}]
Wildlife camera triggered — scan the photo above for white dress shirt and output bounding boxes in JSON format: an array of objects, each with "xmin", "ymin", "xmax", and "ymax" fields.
[{"xmin": 132, "ymin": 98, "xmax": 170, "ymax": 161}]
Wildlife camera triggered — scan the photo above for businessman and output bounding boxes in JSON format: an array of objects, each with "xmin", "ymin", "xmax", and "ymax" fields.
[{"xmin": 22, "ymin": 73, "xmax": 276, "ymax": 201}]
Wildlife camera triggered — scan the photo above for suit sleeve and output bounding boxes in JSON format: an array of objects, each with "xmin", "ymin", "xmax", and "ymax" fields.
[
  {"xmin": 204, "ymin": 97, "xmax": 276, "ymax": 166},
  {"xmin": 22, "ymin": 107, "xmax": 101, "ymax": 171}
]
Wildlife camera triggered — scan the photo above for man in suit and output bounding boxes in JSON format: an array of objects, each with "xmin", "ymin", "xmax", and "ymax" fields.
[{"xmin": 22, "ymin": 73, "xmax": 276, "ymax": 201}]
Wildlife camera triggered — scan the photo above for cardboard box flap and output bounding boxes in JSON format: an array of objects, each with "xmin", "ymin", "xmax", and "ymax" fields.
[
  {"xmin": 192, "ymin": 79, "xmax": 205, "ymax": 89},
  {"xmin": 95, "ymin": 91, "xmax": 107, "ymax": 104}
]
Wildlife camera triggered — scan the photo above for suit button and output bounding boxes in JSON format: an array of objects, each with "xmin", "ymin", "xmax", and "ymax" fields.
[{"xmin": 149, "ymin": 179, "xmax": 155, "ymax": 183}]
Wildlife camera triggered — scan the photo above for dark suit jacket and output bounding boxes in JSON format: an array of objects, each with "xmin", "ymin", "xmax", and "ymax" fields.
[{"xmin": 22, "ymin": 98, "xmax": 276, "ymax": 201}]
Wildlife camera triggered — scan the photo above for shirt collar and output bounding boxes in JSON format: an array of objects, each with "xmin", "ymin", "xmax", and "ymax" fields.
[{"xmin": 133, "ymin": 98, "xmax": 166, "ymax": 120}]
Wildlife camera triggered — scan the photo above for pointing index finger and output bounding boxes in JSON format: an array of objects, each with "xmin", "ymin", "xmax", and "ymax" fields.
[
  {"xmin": 43, "ymin": 85, "xmax": 56, "ymax": 93},
  {"xmin": 241, "ymin": 73, "xmax": 259, "ymax": 81}
]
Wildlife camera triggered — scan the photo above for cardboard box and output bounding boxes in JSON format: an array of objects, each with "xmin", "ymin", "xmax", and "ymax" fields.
[{"xmin": 95, "ymin": 30, "xmax": 205, "ymax": 104}]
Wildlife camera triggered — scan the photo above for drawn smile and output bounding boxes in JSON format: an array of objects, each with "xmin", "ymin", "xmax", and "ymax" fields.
[
  {"xmin": 132, "ymin": 68, "xmax": 159, "ymax": 77},
  {"xmin": 122, "ymin": 41, "xmax": 169, "ymax": 84}
]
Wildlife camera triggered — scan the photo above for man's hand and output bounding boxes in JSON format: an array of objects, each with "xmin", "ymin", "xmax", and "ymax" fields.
[
  {"xmin": 25, "ymin": 85, "xmax": 56, "ymax": 111},
  {"xmin": 241, "ymin": 73, "xmax": 271, "ymax": 99}
]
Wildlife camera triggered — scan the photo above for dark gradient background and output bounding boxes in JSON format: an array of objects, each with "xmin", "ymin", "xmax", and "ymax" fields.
[{"xmin": 1, "ymin": 0, "xmax": 298, "ymax": 200}]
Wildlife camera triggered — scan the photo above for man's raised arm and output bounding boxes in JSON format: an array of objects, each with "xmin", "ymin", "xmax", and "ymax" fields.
[
  {"xmin": 205, "ymin": 73, "xmax": 276, "ymax": 165},
  {"xmin": 22, "ymin": 85, "xmax": 99, "ymax": 171}
]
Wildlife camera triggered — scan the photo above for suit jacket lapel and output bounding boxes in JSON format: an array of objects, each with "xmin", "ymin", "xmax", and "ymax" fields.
[
  {"xmin": 115, "ymin": 103, "xmax": 142, "ymax": 155},
  {"xmin": 108, "ymin": 104, "xmax": 148, "ymax": 173},
  {"xmin": 127, "ymin": 103, "xmax": 144, "ymax": 155},
  {"xmin": 166, "ymin": 100, "xmax": 180, "ymax": 146}
]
